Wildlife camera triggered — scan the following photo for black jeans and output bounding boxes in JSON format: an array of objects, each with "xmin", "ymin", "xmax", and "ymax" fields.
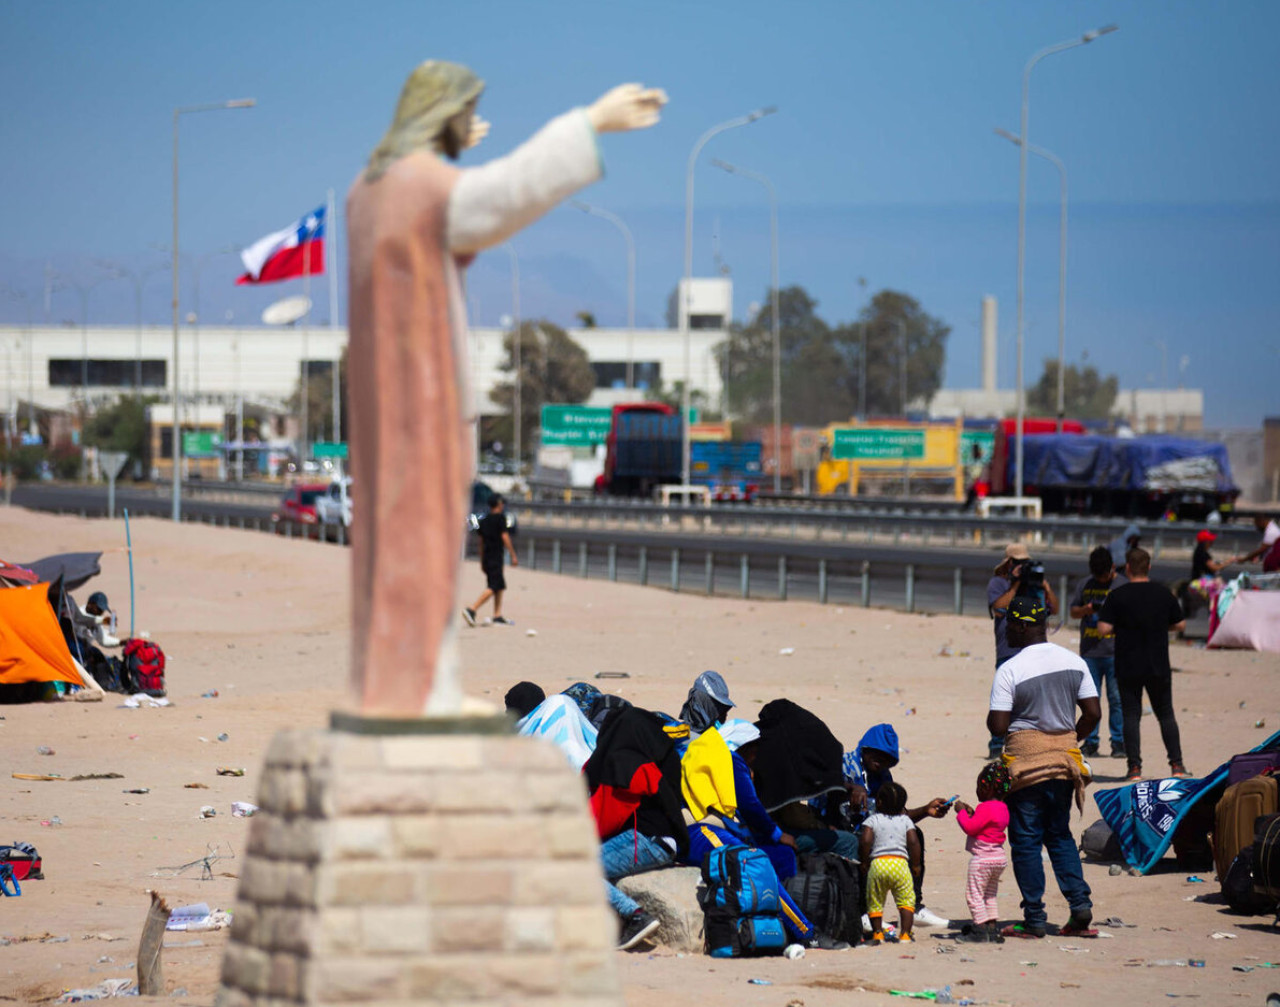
[{"xmin": 1118, "ymin": 675, "xmax": 1182, "ymax": 769}]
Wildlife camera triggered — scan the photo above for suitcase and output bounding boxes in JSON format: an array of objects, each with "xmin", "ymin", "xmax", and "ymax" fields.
[
  {"xmin": 1253, "ymin": 812, "xmax": 1280, "ymax": 901},
  {"xmin": 1227, "ymin": 752, "xmax": 1280, "ymax": 786},
  {"xmin": 1214, "ymin": 774, "xmax": 1279, "ymax": 883}
]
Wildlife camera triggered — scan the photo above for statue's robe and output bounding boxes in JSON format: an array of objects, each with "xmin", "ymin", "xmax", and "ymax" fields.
[{"xmin": 346, "ymin": 110, "xmax": 602, "ymax": 715}]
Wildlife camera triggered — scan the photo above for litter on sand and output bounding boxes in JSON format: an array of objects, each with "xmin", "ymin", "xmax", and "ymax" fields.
[
  {"xmin": 1209, "ymin": 931, "xmax": 1237, "ymax": 939},
  {"xmin": 778, "ymin": 647, "xmax": 795, "ymax": 656},
  {"xmin": 231, "ymin": 801, "xmax": 258, "ymax": 818},
  {"xmin": 746, "ymin": 979, "xmax": 773, "ymax": 986},
  {"xmin": 165, "ymin": 903, "xmax": 232, "ymax": 932},
  {"xmin": 120, "ymin": 694, "xmax": 170, "ymax": 708},
  {"xmin": 56, "ymin": 978, "xmax": 137, "ymax": 1002},
  {"xmin": 594, "ymin": 671, "xmax": 630, "ymax": 679},
  {"xmin": 216, "ymin": 767, "xmax": 245, "ymax": 776}
]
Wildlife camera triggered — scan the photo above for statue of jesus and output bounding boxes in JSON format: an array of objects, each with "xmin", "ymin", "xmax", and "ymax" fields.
[{"xmin": 345, "ymin": 62, "xmax": 665, "ymax": 717}]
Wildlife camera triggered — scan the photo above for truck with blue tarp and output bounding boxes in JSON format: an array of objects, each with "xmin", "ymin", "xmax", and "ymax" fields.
[
  {"xmin": 690, "ymin": 441, "xmax": 763, "ymax": 502},
  {"xmin": 996, "ymin": 432, "xmax": 1239, "ymax": 520}
]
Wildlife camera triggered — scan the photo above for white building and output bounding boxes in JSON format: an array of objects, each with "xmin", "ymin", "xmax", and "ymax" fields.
[{"xmin": 0, "ymin": 320, "xmax": 727, "ymax": 425}]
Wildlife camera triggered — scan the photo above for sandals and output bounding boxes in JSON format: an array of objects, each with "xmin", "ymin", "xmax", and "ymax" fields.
[
  {"xmin": 1060, "ymin": 912, "xmax": 1098, "ymax": 938},
  {"xmin": 1000, "ymin": 923, "xmax": 1046, "ymax": 939}
]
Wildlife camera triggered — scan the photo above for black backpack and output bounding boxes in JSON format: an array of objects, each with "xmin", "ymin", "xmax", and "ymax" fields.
[
  {"xmin": 784, "ymin": 852, "xmax": 862, "ymax": 946},
  {"xmin": 1222, "ymin": 847, "xmax": 1271, "ymax": 915}
]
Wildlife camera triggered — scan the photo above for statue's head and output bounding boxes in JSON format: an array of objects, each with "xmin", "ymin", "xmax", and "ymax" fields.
[{"xmin": 366, "ymin": 60, "xmax": 485, "ymax": 181}]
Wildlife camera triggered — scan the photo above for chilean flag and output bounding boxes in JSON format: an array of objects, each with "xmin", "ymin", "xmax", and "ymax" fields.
[{"xmin": 236, "ymin": 205, "xmax": 325, "ymax": 284}]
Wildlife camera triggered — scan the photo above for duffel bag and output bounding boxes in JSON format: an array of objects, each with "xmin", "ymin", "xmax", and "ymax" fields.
[
  {"xmin": 1253, "ymin": 812, "xmax": 1280, "ymax": 901},
  {"xmin": 705, "ymin": 909, "xmax": 788, "ymax": 958},
  {"xmin": 786, "ymin": 852, "xmax": 861, "ymax": 945}
]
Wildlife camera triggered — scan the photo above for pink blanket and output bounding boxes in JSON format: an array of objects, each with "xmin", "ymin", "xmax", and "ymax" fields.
[{"xmin": 1208, "ymin": 591, "xmax": 1280, "ymax": 653}]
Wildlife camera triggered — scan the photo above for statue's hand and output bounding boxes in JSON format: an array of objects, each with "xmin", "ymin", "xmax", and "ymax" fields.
[
  {"xmin": 586, "ymin": 83, "xmax": 667, "ymax": 133},
  {"xmin": 464, "ymin": 115, "xmax": 490, "ymax": 151}
]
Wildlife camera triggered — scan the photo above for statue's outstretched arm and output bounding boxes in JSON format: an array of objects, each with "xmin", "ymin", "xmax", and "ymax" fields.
[{"xmin": 446, "ymin": 84, "xmax": 665, "ymax": 255}]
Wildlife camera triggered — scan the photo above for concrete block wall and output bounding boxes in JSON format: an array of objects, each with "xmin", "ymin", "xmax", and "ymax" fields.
[{"xmin": 215, "ymin": 728, "xmax": 621, "ymax": 1006}]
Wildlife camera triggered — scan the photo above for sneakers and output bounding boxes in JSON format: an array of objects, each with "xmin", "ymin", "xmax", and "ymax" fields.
[
  {"xmin": 1124, "ymin": 764, "xmax": 1143, "ymax": 783},
  {"xmin": 869, "ymin": 932, "xmax": 884, "ymax": 946},
  {"xmin": 1109, "ymin": 743, "xmax": 1127, "ymax": 760},
  {"xmin": 805, "ymin": 932, "xmax": 851, "ymax": 951},
  {"xmin": 897, "ymin": 931, "xmax": 913, "ymax": 943},
  {"xmin": 914, "ymin": 907, "xmax": 950, "ymax": 928},
  {"xmin": 462, "ymin": 607, "xmax": 477, "ymax": 627},
  {"xmin": 617, "ymin": 910, "xmax": 660, "ymax": 950},
  {"xmin": 1080, "ymin": 741, "xmax": 1100, "ymax": 757},
  {"xmin": 1169, "ymin": 762, "xmax": 1194, "ymax": 779},
  {"xmin": 956, "ymin": 922, "xmax": 1004, "ymax": 944},
  {"xmin": 491, "ymin": 615, "xmax": 515, "ymax": 626}
]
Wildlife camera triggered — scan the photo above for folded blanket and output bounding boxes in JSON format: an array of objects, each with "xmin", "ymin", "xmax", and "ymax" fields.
[{"xmin": 1002, "ymin": 729, "xmax": 1090, "ymax": 811}]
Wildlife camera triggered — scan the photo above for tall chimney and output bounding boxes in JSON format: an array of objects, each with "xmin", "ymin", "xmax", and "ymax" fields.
[{"xmin": 981, "ymin": 295, "xmax": 998, "ymax": 393}]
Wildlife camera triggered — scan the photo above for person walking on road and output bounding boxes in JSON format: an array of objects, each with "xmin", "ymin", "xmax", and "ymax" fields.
[
  {"xmin": 1068, "ymin": 547, "xmax": 1126, "ymax": 760},
  {"xmin": 1096, "ymin": 548, "xmax": 1189, "ymax": 782},
  {"xmin": 463, "ymin": 494, "xmax": 518, "ymax": 626},
  {"xmin": 987, "ymin": 596, "xmax": 1100, "ymax": 940}
]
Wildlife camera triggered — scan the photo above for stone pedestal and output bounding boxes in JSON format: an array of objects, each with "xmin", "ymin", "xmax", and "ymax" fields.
[{"xmin": 215, "ymin": 723, "xmax": 621, "ymax": 1006}]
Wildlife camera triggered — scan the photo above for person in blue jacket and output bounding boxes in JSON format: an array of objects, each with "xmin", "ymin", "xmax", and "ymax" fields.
[
  {"xmin": 817, "ymin": 724, "xmax": 953, "ymax": 928},
  {"xmin": 684, "ymin": 724, "xmax": 848, "ymax": 950}
]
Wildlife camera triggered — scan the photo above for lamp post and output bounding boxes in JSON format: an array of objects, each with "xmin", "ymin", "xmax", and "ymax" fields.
[
  {"xmin": 1013, "ymin": 25, "xmax": 1116, "ymax": 505},
  {"xmin": 502, "ymin": 243, "xmax": 521, "ymax": 478},
  {"xmin": 571, "ymin": 201, "xmax": 636, "ymax": 389},
  {"xmin": 171, "ymin": 98, "xmax": 255, "ymax": 522},
  {"xmin": 51, "ymin": 272, "xmax": 111, "ymax": 410},
  {"xmin": 680, "ymin": 107, "xmax": 776, "ymax": 488},
  {"xmin": 710, "ymin": 158, "xmax": 782, "ymax": 493},
  {"xmin": 995, "ymin": 128, "xmax": 1068, "ymax": 433},
  {"xmin": 188, "ymin": 246, "xmax": 239, "ymax": 419},
  {"xmin": 96, "ymin": 260, "xmax": 170, "ymax": 392},
  {"xmin": 1, "ymin": 286, "xmax": 35, "ymax": 436}
]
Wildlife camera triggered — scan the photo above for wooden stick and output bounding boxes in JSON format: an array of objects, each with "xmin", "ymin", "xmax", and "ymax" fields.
[{"xmin": 137, "ymin": 890, "xmax": 171, "ymax": 996}]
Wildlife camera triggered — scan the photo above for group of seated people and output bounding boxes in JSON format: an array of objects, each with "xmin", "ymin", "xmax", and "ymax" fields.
[{"xmin": 504, "ymin": 672, "xmax": 953, "ymax": 950}]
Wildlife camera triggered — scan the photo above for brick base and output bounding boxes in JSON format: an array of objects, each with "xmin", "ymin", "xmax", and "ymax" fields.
[{"xmin": 215, "ymin": 727, "xmax": 621, "ymax": 1005}]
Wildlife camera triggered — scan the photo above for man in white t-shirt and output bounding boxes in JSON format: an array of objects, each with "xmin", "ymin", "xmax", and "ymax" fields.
[
  {"xmin": 1241, "ymin": 514, "xmax": 1280, "ymax": 573},
  {"xmin": 988, "ymin": 596, "xmax": 1101, "ymax": 939}
]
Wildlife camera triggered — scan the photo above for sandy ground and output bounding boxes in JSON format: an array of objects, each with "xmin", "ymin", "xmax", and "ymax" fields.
[{"xmin": 1, "ymin": 507, "xmax": 1278, "ymax": 1007}]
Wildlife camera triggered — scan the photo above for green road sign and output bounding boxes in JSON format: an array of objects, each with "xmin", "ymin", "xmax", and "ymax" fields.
[
  {"xmin": 831, "ymin": 427, "xmax": 925, "ymax": 461},
  {"xmin": 182, "ymin": 431, "xmax": 223, "ymax": 457},
  {"xmin": 960, "ymin": 430, "xmax": 995, "ymax": 464},
  {"xmin": 312, "ymin": 441, "xmax": 349, "ymax": 460},
  {"xmin": 540, "ymin": 405, "xmax": 613, "ymax": 446}
]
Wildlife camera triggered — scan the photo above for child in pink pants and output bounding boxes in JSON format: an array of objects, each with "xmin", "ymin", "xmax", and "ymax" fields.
[{"xmin": 954, "ymin": 761, "xmax": 1012, "ymax": 943}]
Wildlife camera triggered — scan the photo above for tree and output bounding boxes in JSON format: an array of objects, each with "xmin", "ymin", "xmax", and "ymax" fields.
[
  {"xmin": 1027, "ymin": 360, "xmax": 1118, "ymax": 420},
  {"xmin": 490, "ymin": 320, "xmax": 596, "ymax": 455},
  {"xmin": 716, "ymin": 286, "xmax": 950, "ymax": 425},
  {"xmin": 82, "ymin": 395, "xmax": 150, "ymax": 470}
]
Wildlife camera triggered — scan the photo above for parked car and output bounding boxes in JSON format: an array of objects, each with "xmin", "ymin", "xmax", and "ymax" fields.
[
  {"xmin": 273, "ymin": 483, "xmax": 328, "ymax": 527},
  {"xmin": 468, "ymin": 480, "xmax": 517, "ymax": 535},
  {"xmin": 315, "ymin": 477, "xmax": 353, "ymax": 527}
]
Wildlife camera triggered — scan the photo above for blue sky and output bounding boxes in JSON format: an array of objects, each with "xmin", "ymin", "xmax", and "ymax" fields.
[{"xmin": 2, "ymin": 0, "xmax": 1277, "ymax": 425}]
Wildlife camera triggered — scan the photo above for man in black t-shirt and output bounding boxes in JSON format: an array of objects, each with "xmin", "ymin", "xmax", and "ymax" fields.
[
  {"xmin": 1096, "ymin": 547, "xmax": 1188, "ymax": 783},
  {"xmin": 463, "ymin": 495, "xmax": 518, "ymax": 627},
  {"xmin": 1068, "ymin": 547, "xmax": 1126, "ymax": 759}
]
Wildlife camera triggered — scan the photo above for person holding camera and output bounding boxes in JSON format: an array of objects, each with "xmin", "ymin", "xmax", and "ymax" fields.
[
  {"xmin": 1068, "ymin": 547, "xmax": 1126, "ymax": 759},
  {"xmin": 987, "ymin": 544, "xmax": 1059, "ymax": 758}
]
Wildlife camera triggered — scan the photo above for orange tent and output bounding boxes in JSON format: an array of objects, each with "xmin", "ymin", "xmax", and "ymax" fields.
[{"xmin": 0, "ymin": 583, "xmax": 84, "ymax": 688}]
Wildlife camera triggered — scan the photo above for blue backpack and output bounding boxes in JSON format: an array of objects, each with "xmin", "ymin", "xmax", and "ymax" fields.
[
  {"xmin": 701, "ymin": 844, "xmax": 781, "ymax": 914},
  {"xmin": 700, "ymin": 845, "xmax": 787, "ymax": 958}
]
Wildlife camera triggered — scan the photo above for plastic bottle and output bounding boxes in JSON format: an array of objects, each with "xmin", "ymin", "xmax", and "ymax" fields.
[{"xmin": 936, "ymin": 986, "xmax": 954, "ymax": 1004}]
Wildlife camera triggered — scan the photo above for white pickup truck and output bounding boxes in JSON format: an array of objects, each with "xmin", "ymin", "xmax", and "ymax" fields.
[{"xmin": 314, "ymin": 476, "xmax": 352, "ymax": 528}]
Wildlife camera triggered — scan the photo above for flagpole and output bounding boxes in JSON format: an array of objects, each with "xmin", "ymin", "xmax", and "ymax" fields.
[
  {"xmin": 301, "ymin": 225, "xmax": 311, "ymax": 467},
  {"xmin": 327, "ymin": 188, "xmax": 341, "ymax": 446}
]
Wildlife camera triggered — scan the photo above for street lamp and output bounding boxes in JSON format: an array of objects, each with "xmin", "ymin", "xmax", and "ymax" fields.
[
  {"xmin": 680, "ymin": 107, "xmax": 776, "ymax": 489},
  {"xmin": 994, "ymin": 128, "xmax": 1068, "ymax": 433},
  {"xmin": 51, "ymin": 271, "xmax": 111, "ymax": 409},
  {"xmin": 571, "ymin": 201, "xmax": 636, "ymax": 390},
  {"xmin": 96, "ymin": 259, "xmax": 170, "ymax": 391},
  {"xmin": 710, "ymin": 158, "xmax": 782, "ymax": 493},
  {"xmin": 171, "ymin": 98, "xmax": 255, "ymax": 522},
  {"xmin": 503, "ymin": 243, "xmax": 521, "ymax": 478},
  {"xmin": 1012, "ymin": 25, "xmax": 1116, "ymax": 506},
  {"xmin": 1, "ymin": 286, "xmax": 36, "ymax": 436}
]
